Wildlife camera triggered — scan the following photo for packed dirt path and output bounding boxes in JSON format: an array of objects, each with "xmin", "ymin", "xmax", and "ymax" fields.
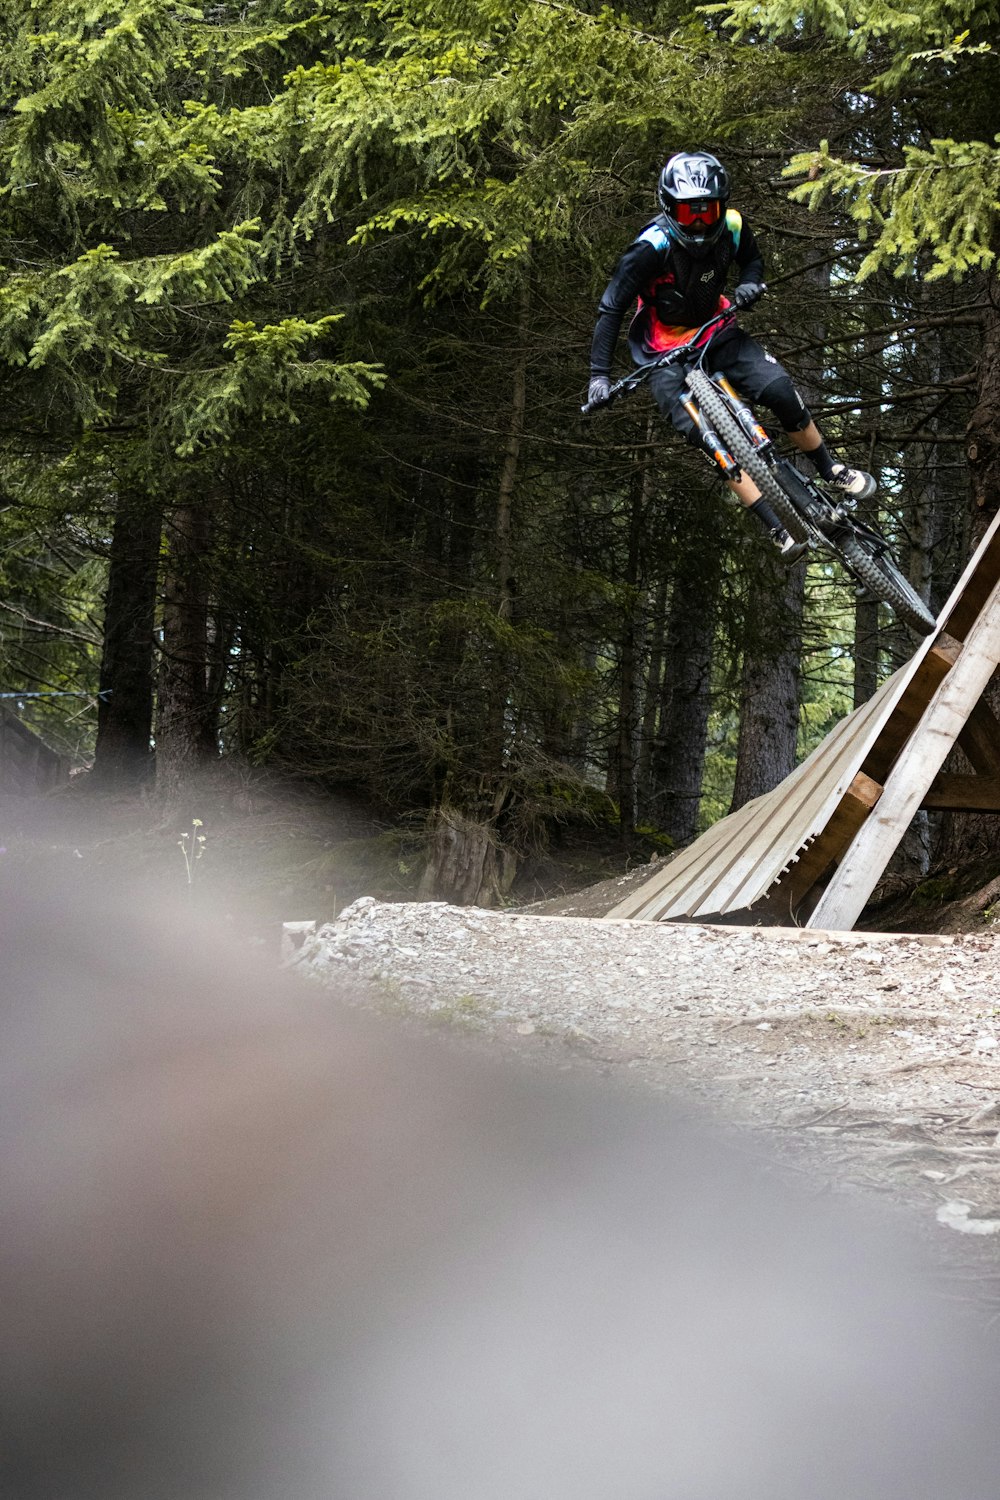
[{"xmin": 290, "ymin": 897, "xmax": 1000, "ymax": 1312}]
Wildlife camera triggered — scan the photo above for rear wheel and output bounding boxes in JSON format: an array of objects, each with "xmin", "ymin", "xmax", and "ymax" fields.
[
  {"xmin": 838, "ymin": 534, "xmax": 937, "ymax": 636},
  {"xmin": 685, "ymin": 369, "xmax": 809, "ymax": 543}
]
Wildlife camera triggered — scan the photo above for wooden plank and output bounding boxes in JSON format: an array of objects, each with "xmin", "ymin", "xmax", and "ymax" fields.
[
  {"xmin": 610, "ymin": 651, "xmax": 923, "ymax": 922},
  {"xmin": 687, "ymin": 667, "xmax": 916, "ymax": 918},
  {"xmin": 955, "ymin": 690, "xmax": 1000, "ymax": 776},
  {"xmin": 921, "ymin": 773, "xmax": 1000, "ymax": 811},
  {"xmin": 861, "ymin": 641, "xmax": 958, "ymax": 782},
  {"xmin": 609, "ymin": 794, "xmax": 771, "ymax": 920},
  {"xmin": 809, "ymin": 571, "xmax": 1000, "ymax": 930},
  {"xmin": 638, "ymin": 702, "xmax": 875, "ymax": 920},
  {"xmin": 708, "ymin": 687, "xmax": 905, "ymax": 915},
  {"xmin": 614, "ymin": 669, "xmax": 904, "ymax": 921},
  {"xmin": 772, "ymin": 771, "xmax": 883, "ymax": 907},
  {"xmin": 675, "ymin": 711, "xmax": 867, "ymax": 916}
]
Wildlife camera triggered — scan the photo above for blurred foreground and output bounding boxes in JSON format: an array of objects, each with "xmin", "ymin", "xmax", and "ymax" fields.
[{"xmin": 2, "ymin": 869, "xmax": 999, "ymax": 1499}]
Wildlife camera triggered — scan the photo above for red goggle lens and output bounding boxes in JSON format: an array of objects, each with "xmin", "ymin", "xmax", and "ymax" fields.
[{"xmin": 674, "ymin": 199, "xmax": 721, "ymax": 227}]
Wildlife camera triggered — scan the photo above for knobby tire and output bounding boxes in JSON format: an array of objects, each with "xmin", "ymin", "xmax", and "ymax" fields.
[
  {"xmin": 687, "ymin": 368, "xmax": 938, "ymax": 636},
  {"xmin": 837, "ymin": 534, "xmax": 937, "ymax": 637},
  {"xmin": 684, "ymin": 369, "xmax": 809, "ymax": 543}
]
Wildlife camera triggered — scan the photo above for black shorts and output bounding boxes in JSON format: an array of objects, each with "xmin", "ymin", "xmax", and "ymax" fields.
[{"xmin": 646, "ymin": 331, "xmax": 810, "ymax": 443}]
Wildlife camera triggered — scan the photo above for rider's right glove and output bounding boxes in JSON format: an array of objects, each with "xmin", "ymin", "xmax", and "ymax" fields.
[
  {"xmin": 588, "ymin": 375, "xmax": 611, "ymax": 406},
  {"xmin": 733, "ymin": 282, "xmax": 766, "ymax": 310}
]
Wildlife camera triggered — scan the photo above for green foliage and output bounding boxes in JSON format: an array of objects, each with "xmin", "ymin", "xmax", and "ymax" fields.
[
  {"xmin": 788, "ymin": 137, "xmax": 1000, "ymax": 280},
  {"xmin": 0, "ymin": 484, "xmax": 105, "ymax": 757},
  {"xmin": 715, "ymin": 0, "xmax": 990, "ymax": 59},
  {"xmin": 717, "ymin": 0, "xmax": 1000, "ymax": 279},
  {"xmin": 176, "ymin": 316, "xmax": 384, "ymax": 453},
  {"xmin": 0, "ymin": 0, "xmax": 979, "ymax": 897},
  {"xmin": 0, "ymin": 1, "xmax": 385, "ymax": 451}
]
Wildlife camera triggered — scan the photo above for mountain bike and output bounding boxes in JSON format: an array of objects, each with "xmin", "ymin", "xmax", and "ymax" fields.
[{"xmin": 582, "ymin": 309, "xmax": 937, "ymax": 637}]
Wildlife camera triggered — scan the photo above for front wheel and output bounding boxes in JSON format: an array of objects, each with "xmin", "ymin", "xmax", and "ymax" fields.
[
  {"xmin": 837, "ymin": 533, "xmax": 937, "ymax": 636},
  {"xmin": 684, "ymin": 369, "xmax": 809, "ymax": 543}
]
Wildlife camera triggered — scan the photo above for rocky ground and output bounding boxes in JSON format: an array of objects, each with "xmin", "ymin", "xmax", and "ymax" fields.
[
  {"xmin": 288, "ymin": 895, "xmax": 1000, "ymax": 1315},
  {"xmin": 7, "ymin": 783, "xmax": 1000, "ymax": 1304}
]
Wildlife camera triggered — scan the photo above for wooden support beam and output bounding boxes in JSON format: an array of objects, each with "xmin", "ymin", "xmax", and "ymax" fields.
[
  {"xmin": 777, "ymin": 771, "xmax": 883, "ymax": 906},
  {"xmin": 955, "ymin": 689, "xmax": 1000, "ymax": 776},
  {"xmin": 862, "ymin": 641, "xmax": 959, "ymax": 783},
  {"xmin": 810, "ymin": 571, "xmax": 1000, "ymax": 931},
  {"xmin": 921, "ymin": 774, "xmax": 1000, "ymax": 812}
]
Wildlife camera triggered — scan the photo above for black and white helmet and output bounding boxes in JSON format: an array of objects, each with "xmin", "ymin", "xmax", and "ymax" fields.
[{"xmin": 657, "ymin": 151, "xmax": 731, "ymax": 255}]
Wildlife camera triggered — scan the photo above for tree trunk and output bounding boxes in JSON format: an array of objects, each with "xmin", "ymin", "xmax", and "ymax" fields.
[
  {"xmin": 91, "ymin": 491, "xmax": 161, "ymax": 790},
  {"xmin": 495, "ymin": 275, "xmax": 531, "ymax": 625},
  {"xmin": 966, "ymin": 272, "xmax": 1000, "ymax": 523},
  {"xmin": 646, "ymin": 562, "xmax": 718, "ymax": 844},
  {"xmin": 484, "ymin": 273, "xmax": 531, "ymax": 771},
  {"xmin": 853, "ymin": 595, "xmax": 880, "ymax": 708},
  {"xmin": 417, "ymin": 801, "xmax": 517, "ymax": 907},
  {"xmin": 906, "ymin": 314, "xmax": 945, "ymax": 607},
  {"xmin": 934, "ymin": 273, "xmax": 1000, "ymax": 869},
  {"xmin": 730, "ymin": 552, "xmax": 803, "ymax": 811},
  {"xmin": 635, "ymin": 578, "xmax": 668, "ymax": 813},
  {"xmin": 729, "ymin": 261, "xmax": 831, "ymax": 811},
  {"xmin": 156, "ymin": 502, "xmax": 218, "ymax": 791},
  {"xmin": 614, "ymin": 437, "xmax": 652, "ymax": 843},
  {"xmin": 425, "ymin": 275, "xmax": 531, "ymax": 902}
]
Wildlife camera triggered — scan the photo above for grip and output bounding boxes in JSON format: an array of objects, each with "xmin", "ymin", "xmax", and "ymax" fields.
[{"xmin": 580, "ymin": 395, "xmax": 612, "ymax": 417}]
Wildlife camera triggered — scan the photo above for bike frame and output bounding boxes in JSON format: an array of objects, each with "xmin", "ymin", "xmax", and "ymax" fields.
[{"xmin": 583, "ymin": 309, "xmax": 895, "ymax": 563}]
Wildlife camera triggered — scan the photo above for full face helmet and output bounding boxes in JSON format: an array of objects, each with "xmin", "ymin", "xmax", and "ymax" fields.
[{"xmin": 657, "ymin": 151, "xmax": 731, "ymax": 256}]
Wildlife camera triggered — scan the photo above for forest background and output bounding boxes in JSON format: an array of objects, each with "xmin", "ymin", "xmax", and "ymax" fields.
[{"xmin": 1, "ymin": 0, "xmax": 998, "ymax": 911}]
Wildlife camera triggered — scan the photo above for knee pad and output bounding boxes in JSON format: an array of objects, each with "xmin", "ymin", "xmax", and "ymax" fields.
[{"xmin": 759, "ymin": 375, "xmax": 812, "ymax": 433}]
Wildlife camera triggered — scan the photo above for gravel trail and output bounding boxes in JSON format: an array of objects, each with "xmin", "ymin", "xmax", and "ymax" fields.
[{"xmin": 290, "ymin": 898, "xmax": 1000, "ymax": 1293}]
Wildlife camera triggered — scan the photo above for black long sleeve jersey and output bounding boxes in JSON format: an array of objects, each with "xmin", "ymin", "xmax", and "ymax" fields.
[{"xmin": 590, "ymin": 209, "xmax": 765, "ymax": 376}]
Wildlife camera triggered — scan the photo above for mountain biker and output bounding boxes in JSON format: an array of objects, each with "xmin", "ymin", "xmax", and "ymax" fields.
[{"xmin": 588, "ymin": 150, "xmax": 877, "ymax": 564}]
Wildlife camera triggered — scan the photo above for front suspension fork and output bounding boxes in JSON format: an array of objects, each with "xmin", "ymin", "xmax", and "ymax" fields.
[
  {"xmin": 681, "ymin": 378, "xmax": 772, "ymax": 481},
  {"xmin": 679, "ymin": 397, "xmax": 742, "ymax": 479},
  {"xmin": 714, "ymin": 376, "xmax": 771, "ymax": 449}
]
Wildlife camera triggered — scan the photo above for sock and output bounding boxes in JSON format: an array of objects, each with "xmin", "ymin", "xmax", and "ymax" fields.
[
  {"xmin": 800, "ymin": 439, "xmax": 836, "ymax": 481},
  {"xmin": 747, "ymin": 497, "xmax": 784, "ymax": 535}
]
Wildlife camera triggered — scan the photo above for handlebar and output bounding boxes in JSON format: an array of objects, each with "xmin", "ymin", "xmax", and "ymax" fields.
[
  {"xmin": 580, "ymin": 392, "xmax": 617, "ymax": 418},
  {"xmin": 580, "ymin": 304, "xmax": 746, "ymax": 418}
]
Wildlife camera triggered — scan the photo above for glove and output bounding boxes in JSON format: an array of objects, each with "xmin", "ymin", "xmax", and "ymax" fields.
[
  {"xmin": 733, "ymin": 282, "xmax": 766, "ymax": 310},
  {"xmin": 588, "ymin": 375, "xmax": 611, "ymax": 406}
]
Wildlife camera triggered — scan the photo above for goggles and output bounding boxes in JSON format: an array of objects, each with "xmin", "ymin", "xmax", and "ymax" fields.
[{"xmin": 673, "ymin": 199, "xmax": 721, "ymax": 228}]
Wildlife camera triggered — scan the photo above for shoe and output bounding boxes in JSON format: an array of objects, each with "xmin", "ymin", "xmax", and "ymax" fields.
[
  {"xmin": 829, "ymin": 463, "xmax": 877, "ymax": 502},
  {"xmin": 773, "ymin": 529, "xmax": 809, "ymax": 565}
]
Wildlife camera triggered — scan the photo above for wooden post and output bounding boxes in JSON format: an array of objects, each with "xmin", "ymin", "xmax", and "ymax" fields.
[{"xmin": 809, "ymin": 571, "xmax": 1000, "ymax": 930}]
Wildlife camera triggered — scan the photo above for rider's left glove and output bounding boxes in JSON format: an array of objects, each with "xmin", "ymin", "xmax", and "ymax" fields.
[{"xmin": 733, "ymin": 282, "xmax": 766, "ymax": 310}]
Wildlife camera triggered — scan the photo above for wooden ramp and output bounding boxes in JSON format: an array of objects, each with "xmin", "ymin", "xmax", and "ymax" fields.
[{"xmin": 606, "ymin": 510, "xmax": 1000, "ymax": 932}]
